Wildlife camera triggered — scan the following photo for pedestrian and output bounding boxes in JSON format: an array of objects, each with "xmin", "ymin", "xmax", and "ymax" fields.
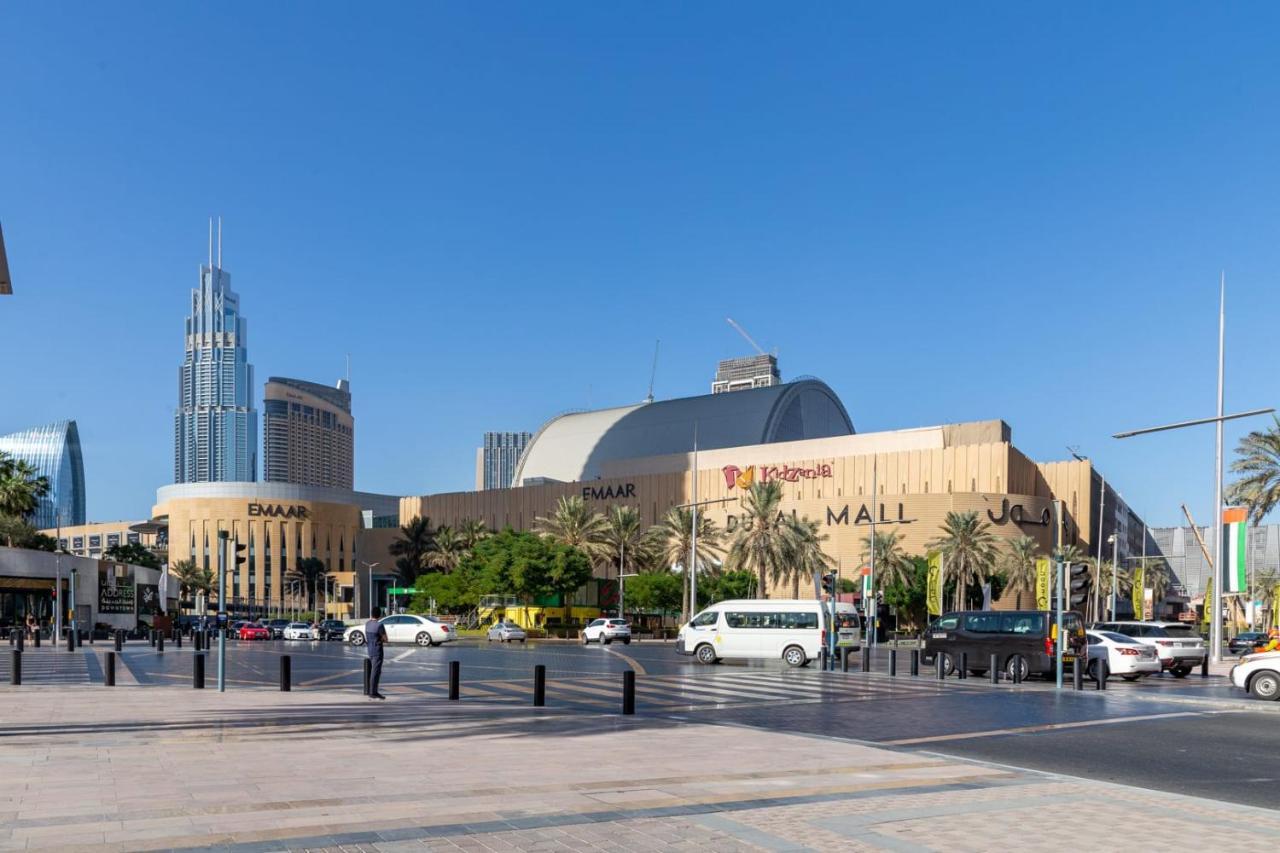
[
  {"xmin": 365, "ymin": 607, "xmax": 388, "ymax": 700},
  {"xmin": 25, "ymin": 613, "xmax": 37, "ymax": 641}
]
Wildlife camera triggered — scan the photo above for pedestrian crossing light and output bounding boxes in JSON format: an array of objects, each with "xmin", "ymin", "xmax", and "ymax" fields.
[
  {"xmin": 1069, "ymin": 562, "xmax": 1089, "ymax": 608},
  {"xmin": 821, "ymin": 572, "xmax": 836, "ymax": 597}
]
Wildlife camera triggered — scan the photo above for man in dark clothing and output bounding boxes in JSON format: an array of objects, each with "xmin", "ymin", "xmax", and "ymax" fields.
[{"xmin": 365, "ymin": 607, "xmax": 389, "ymax": 700}]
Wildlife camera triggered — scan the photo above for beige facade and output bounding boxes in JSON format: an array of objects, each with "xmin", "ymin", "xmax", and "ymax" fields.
[
  {"xmin": 263, "ymin": 377, "xmax": 354, "ymax": 490},
  {"xmin": 46, "ymin": 521, "xmax": 165, "ymax": 561},
  {"xmin": 402, "ymin": 421, "xmax": 1108, "ymax": 599}
]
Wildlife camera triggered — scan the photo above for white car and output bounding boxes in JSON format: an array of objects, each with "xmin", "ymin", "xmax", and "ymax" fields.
[
  {"xmin": 1085, "ymin": 630, "xmax": 1161, "ymax": 681},
  {"xmin": 283, "ymin": 622, "xmax": 315, "ymax": 641},
  {"xmin": 345, "ymin": 614, "xmax": 457, "ymax": 647},
  {"xmin": 582, "ymin": 618, "xmax": 631, "ymax": 645},
  {"xmin": 1229, "ymin": 651, "xmax": 1280, "ymax": 700},
  {"xmin": 487, "ymin": 621, "xmax": 527, "ymax": 643},
  {"xmin": 1091, "ymin": 621, "xmax": 1207, "ymax": 677}
]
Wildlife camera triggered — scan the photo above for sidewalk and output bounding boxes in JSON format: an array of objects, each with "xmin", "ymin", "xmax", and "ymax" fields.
[{"xmin": 0, "ymin": 685, "xmax": 1277, "ymax": 851}]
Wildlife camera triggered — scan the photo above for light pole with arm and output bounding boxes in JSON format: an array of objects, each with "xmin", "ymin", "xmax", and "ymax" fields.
[{"xmin": 358, "ymin": 561, "xmax": 379, "ymax": 620}]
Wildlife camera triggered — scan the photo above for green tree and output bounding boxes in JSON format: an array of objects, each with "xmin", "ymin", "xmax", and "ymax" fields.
[
  {"xmin": 0, "ymin": 451, "xmax": 49, "ymax": 522},
  {"xmin": 546, "ymin": 541, "xmax": 594, "ymax": 623},
  {"xmin": 287, "ymin": 556, "xmax": 328, "ymax": 618},
  {"xmin": 104, "ymin": 541, "xmax": 161, "ymax": 569},
  {"xmin": 860, "ymin": 530, "xmax": 914, "ymax": 594},
  {"xmin": 653, "ymin": 506, "xmax": 724, "ymax": 623},
  {"xmin": 408, "ymin": 571, "xmax": 474, "ymax": 613},
  {"xmin": 625, "ymin": 572, "xmax": 683, "ymax": 619},
  {"xmin": 0, "ymin": 515, "xmax": 46, "ymax": 550},
  {"xmin": 999, "ymin": 535, "xmax": 1040, "ymax": 610},
  {"xmin": 534, "ymin": 496, "xmax": 610, "ymax": 566},
  {"xmin": 780, "ymin": 516, "xmax": 833, "ymax": 598},
  {"xmin": 459, "ymin": 529, "xmax": 585, "ymax": 606},
  {"xmin": 389, "ymin": 516, "xmax": 435, "ymax": 584},
  {"xmin": 1227, "ymin": 415, "xmax": 1280, "ymax": 524},
  {"xmin": 724, "ymin": 481, "xmax": 791, "ymax": 599},
  {"xmin": 601, "ymin": 505, "xmax": 656, "ymax": 578},
  {"xmin": 928, "ymin": 511, "xmax": 998, "ymax": 611},
  {"xmin": 701, "ymin": 569, "xmax": 757, "ymax": 605},
  {"xmin": 882, "ymin": 556, "xmax": 928, "ymax": 631},
  {"xmin": 458, "ymin": 518, "xmax": 491, "ymax": 549},
  {"xmin": 170, "ymin": 559, "xmax": 203, "ymax": 601},
  {"xmin": 423, "ymin": 525, "xmax": 466, "ymax": 573}
]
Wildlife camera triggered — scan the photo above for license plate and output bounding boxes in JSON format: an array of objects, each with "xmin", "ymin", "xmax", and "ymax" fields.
[
  {"xmin": 1063, "ymin": 654, "xmax": 1076, "ymax": 662},
  {"xmin": 932, "ymin": 632, "xmax": 947, "ymax": 639}
]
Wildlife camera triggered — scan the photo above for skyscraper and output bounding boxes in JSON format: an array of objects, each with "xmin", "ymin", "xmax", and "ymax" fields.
[
  {"xmin": 174, "ymin": 220, "xmax": 257, "ymax": 483},
  {"xmin": 476, "ymin": 432, "xmax": 532, "ymax": 490},
  {"xmin": 0, "ymin": 420, "xmax": 85, "ymax": 528},
  {"xmin": 711, "ymin": 354, "xmax": 781, "ymax": 394},
  {"xmin": 263, "ymin": 377, "xmax": 354, "ymax": 489}
]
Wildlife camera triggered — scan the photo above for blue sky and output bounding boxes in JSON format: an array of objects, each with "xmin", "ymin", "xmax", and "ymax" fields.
[{"xmin": 2, "ymin": 3, "xmax": 1278, "ymax": 527}]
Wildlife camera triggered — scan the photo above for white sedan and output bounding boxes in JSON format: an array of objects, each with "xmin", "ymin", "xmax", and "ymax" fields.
[
  {"xmin": 1230, "ymin": 650, "xmax": 1280, "ymax": 700},
  {"xmin": 1085, "ymin": 630, "xmax": 1161, "ymax": 681},
  {"xmin": 283, "ymin": 622, "xmax": 315, "ymax": 641},
  {"xmin": 345, "ymin": 614, "xmax": 456, "ymax": 647}
]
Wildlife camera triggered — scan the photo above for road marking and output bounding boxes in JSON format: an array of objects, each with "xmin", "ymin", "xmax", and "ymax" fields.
[
  {"xmin": 298, "ymin": 669, "xmax": 364, "ymax": 687},
  {"xmin": 882, "ymin": 710, "xmax": 1238, "ymax": 745},
  {"xmin": 392, "ymin": 650, "xmax": 414, "ymax": 663},
  {"xmin": 602, "ymin": 645, "xmax": 647, "ymax": 675}
]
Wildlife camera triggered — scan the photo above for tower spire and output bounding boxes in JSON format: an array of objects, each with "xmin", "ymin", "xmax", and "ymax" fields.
[
  {"xmin": 208, "ymin": 218, "xmax": 213, "ymax": 270},
  {"xmin": 217, "ymin": 216, "xmax": 222, "ymax": 268}
]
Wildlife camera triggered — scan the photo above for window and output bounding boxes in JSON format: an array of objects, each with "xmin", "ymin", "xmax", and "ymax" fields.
[
  {"xmin": 964, "ymin": 614, "xmax": 1003, "ymax": 633},
  {"xmin": 934, "ymin": 616, "xmax": 959, "ymax": 630},
  {"xmin": 1002, "ymin": 615, "xmax": 1041, "ymax": 635},
  {"xmin": 588, "ymin": 619, "xmax": 605, "ymax": 627},
  {"xmin": 691, "ymin": 611, "xmax": 719, "ymax": 627},
  {"xmin": 724, "ymin": 611, "xmax": 819, "ymax": 629}
]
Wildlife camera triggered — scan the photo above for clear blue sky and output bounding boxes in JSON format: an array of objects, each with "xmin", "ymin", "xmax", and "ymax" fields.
[{"xmin": 2, "ymin": 4, "xmax": 1278, "ymax": 527}]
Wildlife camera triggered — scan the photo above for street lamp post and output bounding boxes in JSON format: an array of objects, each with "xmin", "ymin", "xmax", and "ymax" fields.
[
  {"xmin": 69, "ymin": 566, "xmax": 77, "ymax": 643},
  {"xmin": 1108, "ymin": 534, "xmax": 1119, "ymax": 620},
  {"xmin": 358, "ymin": 561, "xmax": 379, "ymax": 619},
  {"xmin": 217, "ymin": 531, "xmax": 228, "ymax": 692}
]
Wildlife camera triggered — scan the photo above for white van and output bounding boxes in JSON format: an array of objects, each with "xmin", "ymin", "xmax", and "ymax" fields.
[{"xmin": 677, "ymin": 599, "xmax": 827, "ymax": 667}]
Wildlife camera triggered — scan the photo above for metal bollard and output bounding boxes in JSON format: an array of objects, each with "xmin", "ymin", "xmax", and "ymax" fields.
[
  {"xmin": 15, "ymin": 630, "xmax": 23, "ymax": 652},
  {"xmin": 115, "ymin": 630, "xmax": 123, "ymax": 652},
  {"xmin": 157, "ymin": 632, "xmax": 164, "ymax": 653},
  {"xmin": 819, "ymin": 647, "xmax": 828, "ymax": 671},
  {"xmin": 990, "ymin": 654, "xmax": 1000, "ymax": 684},
  {"xmin": 622, "ymin": 669, "xmax": 636, "ymax": 715},
  {"xmin": 193, "ymin": 654, "xmax": 205, "ymax": 689},
  {"xmin": 841, "ymin": 647, "xmax": 850, "ymax": 673},
  {"xmin": 10, "ymin": 649, "xmax": 20, "ymax": 685},
  {"xmin": 105, "ymin": 651, "xmax": 116, "ymax": 686},
  {"xmin": 936, "ymin": 654, "xmax": 945, "ymax": 680},
  {"xmin": 1201, "ymin": 656, "xmax": 1209, "ymax": 678},
  {"xmin": 363, "ymin": 659, "xmax": 372, "ymax": 695},
  {"xmin": 448, "ymin": 660, "xmax": 460, "ymax": 700},
  {"xmin": 910, "ymin": 649, "xmax": 919, "ymax": 676},
  {"xmin": 1013, "ymin": 657, "xmax": 1023, "ymax": 684},
  {"xmin": 194, "ymin": 631, "xmax": 202, "ymax": 652},
  {"xmin": 176, "ymin": 631, "xmax": 182, "ymax": 649},
  {"xmin": 67, "ymin": 629, "xmax": 76, "ymax": 653},
  {"xmin": 1073, "ymin": 659, "xmax": 1084, "ymax": 690},
  {"xmin": 889, "ymin": 649, "xmax": 897, "ymax": 676},
  {"xmin": 958, "ymin": 652, "xmax": 968, "ymax": 680},
  {"xmin": 1096, "ymin": 658, "xmax": 1107, "ymax": 690},
  {"xmin": 280, "ymin": 655, "xmax": 291, "ymax": 692},
  {"xmin": 33, "ymin": 629, "xmax": 40, "ymax": 648},
  {"xmin": 861, "ymin": 646, "xmax": 871, "ymax": 672},
  {"xmin": 533, "ymin": 664, "xmax": 546, "ymax": 706},
  {"xmin": 149, "ymin": 630, "xmax": 156, "ymax": 648}
]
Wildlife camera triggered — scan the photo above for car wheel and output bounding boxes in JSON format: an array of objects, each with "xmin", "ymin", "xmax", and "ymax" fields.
[
  {"xmin": 1004, "ymin": 654, "xmax": 1028, "ymax": 682},
  {"xmin": 695, "ymin": 643, "xmax": 718, "ymax": 665},
  {"xmin": 938, "ymin": 652, "xmax": 955, "ymax": 676},
  {"xmin": 1249, "ymin": 671, "xmax": 1280, "ymax": 701},
  {"xmin": 582, "ymin": 634, "xmax": 590, "ymax": 645},
  {"xmin": 487, "ymin": 636, "xmax": 492, "ymax": 643},
  {"xmin": 350, "ymin": 632, "xmax": 365, "ymax": 646},
  {"xmin": 1085, "ymin": 659, "xmax": 1100, "ymax": 681},
  {"xmin": 520, "ymin": 639, "xmax": 526, "ymax": 644},
  {"xmin": 603, "ymin": 637, "xmax": 612, "ymax": 645},
  {"xmin": 783, "ymin": 645, "xmax": 807, "ymax": 668},
  {"xmin": 622, "ymin": 638, "xmax": 631, "ymax": 645},
  {"xmin": 1121, "ymin": 674, "xmax": 1141, "ymax": 682},
  {"xmin": 416, "ymin": 632, "xmax": 432, "ymax": 646},
  {"xmin": 1171, "ymin": 666, "xmax": 1191, "ymax": 678}
]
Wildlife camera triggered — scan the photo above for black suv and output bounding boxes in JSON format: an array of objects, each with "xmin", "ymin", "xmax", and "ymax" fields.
[
  {"xmin": 1229, "ymin": 631, "xmax": 1270, "ymax": 656},
  {"xmin": 317, "ymin": 619, "xmax": 347, "ymax": 640}
]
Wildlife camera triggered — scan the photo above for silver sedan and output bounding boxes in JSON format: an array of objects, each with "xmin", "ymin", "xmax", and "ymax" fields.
[{"xmin": 486, "ymin": 621, "xmax": 527, "ymax": 643}]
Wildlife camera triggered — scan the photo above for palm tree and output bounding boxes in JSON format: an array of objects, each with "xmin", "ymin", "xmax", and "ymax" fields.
[
  {"xmin": 653, "ymin": 506, "xmax": 724, "ymax": 622},
  {"xmin": 458, "ymin": 518, "xmax": 491, "ymax": 549},
  {"xmin": 287, "ymin": 556, "xmax": 328, "ymax": 619},
  {"xmin": 999, "ymin": 535, "xmax": 1040, "ymax": 610},
  {"xmin": 783, "ymin": 516, "xmax": 834, "ymax": 598},
  {"xmin": 1093, "ymin": 559, "xmax": 1130, "ymax": 619},
  {"xmin": 423, "ymin": 525, "xmax": 466, "ymax": 573},
  {"xmin": 389, "ymin": 516, "xmax": 435, "ymax": 584},
  {"xmin": 601, "ymin": 505, "xmax": 655, "ymax": 577},
  {"xmin": 534, "ymin": 496, "xmax": 610, "ymax": 565},
  {"xmin": 724, "ymin": 481, "xmax": 791, "ymax": 599},
  {"xmin": 1227, "ymin": 415, "xmax": 1280, "ymax": 524},
  {"xmin": 169, "ymin": 558, "xmax": 203, "ymax": 603},
  {"xmin": 928, "ymin": 511, "xmax": 998, "ymax": 611},
  {"xmin": 0, "ymin": 451, "xmax": 49, "ymax": 521},
  {"xmin": 860, "ymin": 530, "xmax": 914, "ymax": 595}
]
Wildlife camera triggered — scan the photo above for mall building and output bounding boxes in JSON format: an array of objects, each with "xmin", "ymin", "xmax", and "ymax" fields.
[{"xmin": 403, "ymin": 379, "xmax": 1146, "ymax": 604}]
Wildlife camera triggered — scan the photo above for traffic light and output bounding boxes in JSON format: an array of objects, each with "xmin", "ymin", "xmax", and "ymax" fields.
[
  {"xmin": 1069, "ymin": 562, "xmax": 1089, "ymax": 609},
  {"xmin": 234, "ymin": 542, "xmax": 247, "ymax": 568},
  {"xmin": 820, "ymin": 572, "xmax": 836, "ymax": 597}
]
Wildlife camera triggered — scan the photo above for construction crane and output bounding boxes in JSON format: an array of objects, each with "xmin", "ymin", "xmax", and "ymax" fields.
[
  {"xmin": 726, "ymin": 318, "xmax": 766, "ymax": 355},
  {"xmin": 644, "ymin": 339, "xmax": 660, "ymax": 404}
]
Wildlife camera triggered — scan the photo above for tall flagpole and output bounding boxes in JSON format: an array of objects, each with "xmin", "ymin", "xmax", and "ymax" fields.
[
  {"xmin": 689, "ymin": 424, "xmax": 699, "ymax": 616},
  {"xmin": 1211, "ymin": 273, "xmax": 1225, "ymax": 663}
]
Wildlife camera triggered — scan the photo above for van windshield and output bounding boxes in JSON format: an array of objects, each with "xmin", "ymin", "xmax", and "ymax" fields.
[{"xmin": 691, "ymin": 611, "xmax": 719, "ymax": 627}]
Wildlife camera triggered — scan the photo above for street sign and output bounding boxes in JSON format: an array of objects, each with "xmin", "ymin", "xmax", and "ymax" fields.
[{"xmin": 388, "ymin": 587, "xmax": 417, "ymax": 595}]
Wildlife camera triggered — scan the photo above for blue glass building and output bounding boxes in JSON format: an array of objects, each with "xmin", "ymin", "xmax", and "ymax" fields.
[
  {"xmin": 0, "ymin": 420, "xmax": 86, "ymax": 528},
  {"xmin": 174, "ymin": 233, "xmax": 257, "ymax": 483}
]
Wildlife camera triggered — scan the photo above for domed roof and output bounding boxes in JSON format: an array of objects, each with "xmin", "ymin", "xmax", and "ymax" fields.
[{"xmin": 512, "ymin": 379, "xmax": 853, "ymax": 486}]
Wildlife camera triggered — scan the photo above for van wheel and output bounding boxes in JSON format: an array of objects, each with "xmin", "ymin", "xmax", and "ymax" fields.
[
  {"xmin": 1171, "ymin": 666, "xmax": 1191, "ymax": 678},
  {"xmin": 783, "ymin": 645, "xmax": 807, "ymax": 668},
  {"xmin": 938, "ymin": 653, "xmax": 955, "ymax": 676},
  {"xmin": 1249, "ymin": 671, "xmax": 1280, "ymax": 700},
  {"xmin": 695, "ymin": 644, "xmax": 718, "ymax": 665},
  {"xmin": 1004, "ymin": 654, "xmax": 1028, "ymax": 682}
]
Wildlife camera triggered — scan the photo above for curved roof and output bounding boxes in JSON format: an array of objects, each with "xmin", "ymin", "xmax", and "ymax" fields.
[
  {"xmin": 0, "ymin": 419, "xmax": 85, "ymax": 528},
  {"xmin": 513, "ymin": 379, "xmax": 853, "ymax": 486}
]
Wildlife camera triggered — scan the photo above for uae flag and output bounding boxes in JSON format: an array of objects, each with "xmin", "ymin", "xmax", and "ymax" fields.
[{"xmin": 1222, "ymin": 507, "xmax": 1248, "ymax": 594}]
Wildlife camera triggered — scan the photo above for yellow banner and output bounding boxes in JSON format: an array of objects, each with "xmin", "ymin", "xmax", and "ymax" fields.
[
  {"xmin": 926, "ymin": 551, "xmax": 943, "ymax": 616},
  {"xmin": 1202, "ymin": 576, "xmax": 1213, "ymax": 627},
  {"xmin": 1034, "ymin": 557, "xmax": 1050, "ymax": 611},
  {"xmin": 1131, "ymin": 565, "xmax": 1145, "ymax": 618},
  {"xmin": 1274, "ymin": 583, "xmax": 1280, "ymax": 630}
]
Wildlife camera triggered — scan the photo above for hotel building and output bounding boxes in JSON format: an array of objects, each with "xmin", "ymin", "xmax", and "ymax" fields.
[{"xmin": 263, "ymin": 377, "xmax": 354, "ymax": 489}]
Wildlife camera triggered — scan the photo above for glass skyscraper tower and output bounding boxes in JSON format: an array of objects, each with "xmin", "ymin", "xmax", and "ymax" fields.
[
  {"xmin": 0, "ymin": 420, "xmax": 85, "ymax": 528},
  {"xmin": 174, "ymin": 221, "xmax": 257, "ymax": 483}
]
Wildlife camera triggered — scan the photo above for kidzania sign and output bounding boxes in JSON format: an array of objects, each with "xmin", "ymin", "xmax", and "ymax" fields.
[{"xmin": 722, "ymin": 462, "xmax": 833, "ymax": 490}]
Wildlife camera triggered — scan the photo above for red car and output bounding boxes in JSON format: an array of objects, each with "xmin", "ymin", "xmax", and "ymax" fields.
[{"xmin": 237, "ymin": 623, "xmax": 270, "ymax": 640}]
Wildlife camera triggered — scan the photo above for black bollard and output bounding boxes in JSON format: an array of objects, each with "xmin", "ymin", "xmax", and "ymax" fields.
[
  {"xmin": 533, "ymin": 664, "xmax": 546, "ymax": 706},
  {"xmin": 149, "ymin": 630, "xmax": 156, "ymax": 648},
  {"xmin": 1201, "ymin": 656, "xmax": 1209, "ymax": 678},
  {"xmin": 936, "ymin": 654, "xmax": 945, "ymax": 680},
  {"xmin": 15, "ymin": 630, "xmax": 23, "ymax": 652},
  {"xmin": 841, "ymin": 647, "xmax": 850, "ymax": 672},
  {"xmin": 363, "ymin": 659, "xmax": 371, "ymax": 696},
  {"xmin": 448, "ymin": 660, "xmax": 460, "ymax": 700},
  {"xmin": 280, "ymin": 655, "xmax": 291, "ymax": 691},
  {"xmin": 193, "ymin": 654, "xmax": 205, "ymax": 689},
  {"xmin": 819, "ymin": 647, "xmax": 828, "ymax": 671},
  {"xmin": 87, "ymin": 629, "xmax": 93, "ymax": 645},
  {"xmin": 910, "ymin": 649, "xmax": 920, "ymax": 676},
  {"xmin": 67, "ymin": 630, "xmax": 76, "ymax": 653},
  {"xmin": 33, "ymin": 629, "xmax": 40, "ymax": 648},
  {"xmin": 1098, "ymin": 659, "xmax": 1108, "ymax": 690},
  {"xmin": 622, "ymin": 669, "xmax": 636, "ymax": 715},
  {"xmin": 115, "ymin": 630, "xmax": 123, "ymax": 652},
  {"xmin": 958, "ymin": 652, "xmax": 968, "ymax": 680},
  {"xmin": 105, "ymin": 651, "xmax": 116, "ymax": 686},
  {"xmin": 157, "ymin": 632, "xmax": 164, "ymax": 653},
  {"xmin": 861, "ymin": 646, "xmax": 871, "ymax": 672},
  {"xmin": 889, "ymin": 649, "xmax": 897, "ymax": 676},
  {"xmin": 176, "ymin": 631, "xmax": 182, "ymax": 649},
  {"xmin": 990, "ymin": 654, "xmax": 1000, "ymax": 684},
  {"xmin": 194, "ymin": 631, "xmax": 202, "ymax": 652},
  {"xmin": 1073, "ymin": 659, "xmax": 1084, "ymax": 690},
  {"xmin": 10, "ymin": 649, "xmax": 20, "ymax": 685}
]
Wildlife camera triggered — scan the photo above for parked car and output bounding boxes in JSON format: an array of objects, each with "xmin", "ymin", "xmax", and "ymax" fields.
[
  {"xmin": 582, "ymin": 618, "xmax": 632, "ymax": 646},
  {"xmin": 1229, "ymin": 631, "xmax": 1270, "ymax": 656},
  {"xmin": 1091, "ymin": 621, "xmax": 1207, "ymax": 677},
  {"xmin": 264, "ymin": 618, "xmax": 290, "ymax": 639},
  {"xmin": 487, "ymin": 621, "xmax": 527, "ymax": 643},
  {"xmin": 345, "ymin": 614, "xmax": 456, "ymax": 647},
  {"xmin": 677, "ymin": 600, "xmax": 822, "ymax": 666},
  {"xmin": 237, "ymin": 622, "xmax": 270, "ymax": 641},
  {"xmin": 923, "ymin": 610, "xmax": 1087, "ymax": 680},
  {"xmin": 317, "ymin": 619, "xmax": 348, "ymax": 641},
  {"xmin": 283, "ymin": 622, "xmax": 315, "ymax": 641},
  {"xmin": 1085, "ymin": 630, "xmax": 1161, "ymax": 681},
  {"xmin": 1229, "ymin": 651, "xmax": 1280, "ymax": 700}
]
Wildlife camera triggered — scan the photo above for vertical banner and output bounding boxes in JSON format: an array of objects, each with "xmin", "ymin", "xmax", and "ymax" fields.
[
  {"xmin": 926, "ymin": 551, "xmax": 943, "ymax": 617},
  {"xmin": 1131, "ymin": 564, "xmax": 1145, "ymax": 618},
  {"xmin": 1035, "ymin": 557, "xmax": 1051, "ymax": 611},
  {"xmin": 1222, "ymin": 507, "xmax": 1248, "ymax": 594},
  {"xmin": 981, "ymin": 582, "xmax": 992, "ymax": 611},
  {"xmin": 1202, "ymin": 575, "xmax": 1213, "ymax": 627}
]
